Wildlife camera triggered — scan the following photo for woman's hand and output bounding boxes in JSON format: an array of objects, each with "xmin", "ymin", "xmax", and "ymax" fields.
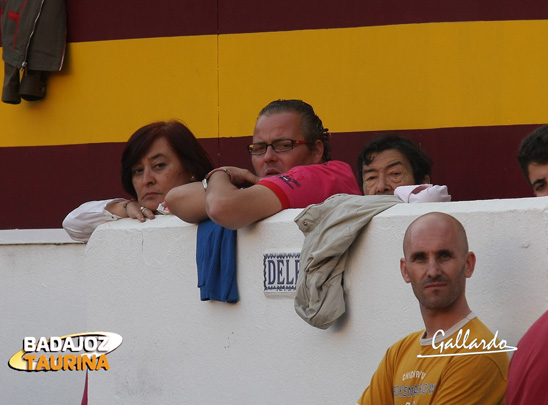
[{"xmin": 106, "ymin": 199, "xmax": 155, "ymax": 222}]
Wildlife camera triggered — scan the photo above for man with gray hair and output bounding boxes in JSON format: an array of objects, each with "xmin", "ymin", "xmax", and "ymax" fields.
[{"xmin": 166, "ymin": 99, "xmax": 361, "ymax": 229}]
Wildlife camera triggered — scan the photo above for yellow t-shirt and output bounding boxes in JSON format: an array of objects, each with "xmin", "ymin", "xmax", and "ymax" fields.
[{"xmin": 357, "ymin": 314, "xmax": 509, "ymax": 405}]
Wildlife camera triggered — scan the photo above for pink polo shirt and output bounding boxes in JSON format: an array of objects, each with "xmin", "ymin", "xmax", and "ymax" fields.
[{"xmin": 257, "ymin": 161, "xmax": 361, "ymax": 209}]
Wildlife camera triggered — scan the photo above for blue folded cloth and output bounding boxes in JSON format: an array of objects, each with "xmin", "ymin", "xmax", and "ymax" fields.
[{"xmin": 196, "ymin": 220, "xmax": 239, "ymax": 303}]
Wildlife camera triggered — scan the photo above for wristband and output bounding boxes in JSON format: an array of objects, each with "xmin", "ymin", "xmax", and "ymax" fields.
[
  {"xmin": 202, "ymin": 168, "xmax": 233, "ymax": 190},
  {"xmin": 122, "ymin": 199, "xmax": 135, "ymax": 216}
]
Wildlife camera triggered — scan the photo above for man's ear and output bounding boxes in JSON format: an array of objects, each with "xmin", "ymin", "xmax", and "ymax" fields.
[
  {"xmin": 526, "ymin": 163, "xmax": 533, "ymax": 186},
  {"xmin": 464, "ymin": 251, "xmax": 476, "ymax": 278},
  {"xmin": 312, "ymin": 139, "xmax": 324, "ymax": 163},
  {"xmin": 422, "ymin": 174, "xmax": 431, "ymax": 184},
  {"xmin": 400, "ymin": 258, "xmax": 411, "ymax": 283}
]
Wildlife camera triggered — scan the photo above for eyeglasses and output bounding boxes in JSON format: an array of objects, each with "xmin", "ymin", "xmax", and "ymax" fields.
[{"xmin": 247, "ymin": 139, "xmax": 312, "ymax": 155}]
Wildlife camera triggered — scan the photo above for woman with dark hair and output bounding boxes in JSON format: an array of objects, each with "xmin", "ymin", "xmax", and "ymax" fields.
[{"xmin": 63, "ymin": 120, "xmax": 213, "ymax": 242}]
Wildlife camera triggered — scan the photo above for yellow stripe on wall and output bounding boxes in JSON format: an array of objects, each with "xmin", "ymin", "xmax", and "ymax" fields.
[
  {"xmin": 2, "ymin": 20, "xmax": 548, "ymax": 147},
  {"xmin": 0, "ymin": 35, "xmax": 219, "ymax": 147},
  {"xmin": 219, "ymin": 19, "xmax": 548, "ymax": 137}
]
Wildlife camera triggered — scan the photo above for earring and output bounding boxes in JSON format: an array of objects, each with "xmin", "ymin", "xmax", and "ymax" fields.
[{"xmin": 190, "ymin": 175, "xmax": 196, "ymax": 181}]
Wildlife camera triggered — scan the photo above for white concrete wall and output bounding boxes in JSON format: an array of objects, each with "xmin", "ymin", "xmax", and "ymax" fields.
[
  {"xmin": 2, "ymin": 197, "xmax": 548, "ymax": 405},
  {"xmin": 0, "ymin": 230, "xmax": 87, "ymax": 404}
]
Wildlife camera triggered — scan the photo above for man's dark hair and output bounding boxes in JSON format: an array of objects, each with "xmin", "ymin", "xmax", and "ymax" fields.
[
  {"xmin": 258, "ymin": 99, "xmax": 331, "ymax": 162},
  {"xmin": 357, "ymin": 134, "xmax": 433, "ymax": 191},
  {"xmin": 517, "ymin": 125, "xmax": 548, "ymax": 184}
]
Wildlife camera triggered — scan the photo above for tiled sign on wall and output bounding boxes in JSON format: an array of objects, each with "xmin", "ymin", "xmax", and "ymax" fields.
[{"xmin": 263, "ymin": 252, "xmax": 300, "ymax": 293}]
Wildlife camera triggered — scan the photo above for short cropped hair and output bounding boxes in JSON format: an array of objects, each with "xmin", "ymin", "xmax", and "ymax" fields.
[
  {"xmin": 258, "ymin": 99, "xmax": 331, "ymax": 162},
  {"xmin": 403, "ymin": 212, "xmax": 469, "ymax": 256},
  {"xmin": 121, "ymin": 120, "xmax": 214, "ymax": 198},
  {"xmin": 517, "ymin": 125, "xmax": 548, "ymax": 183},
  {"xmin": 357, "ymin": 134, "xmax": 433, "ymax": 191}
]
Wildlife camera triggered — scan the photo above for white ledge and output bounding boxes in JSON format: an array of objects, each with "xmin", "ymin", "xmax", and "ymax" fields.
[
  {"xmin": 2, "ymin": 196, "xmax": 548, "ymax": 404},
  {"xmin": 0, "ymin": 228, "xmax": 80, "ymax": 245}
]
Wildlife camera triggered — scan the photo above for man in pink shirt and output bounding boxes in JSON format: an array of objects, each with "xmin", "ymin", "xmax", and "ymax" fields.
[{"xmin": 166, "ymin": 99, "xmax": 361, "ymax": 229}]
